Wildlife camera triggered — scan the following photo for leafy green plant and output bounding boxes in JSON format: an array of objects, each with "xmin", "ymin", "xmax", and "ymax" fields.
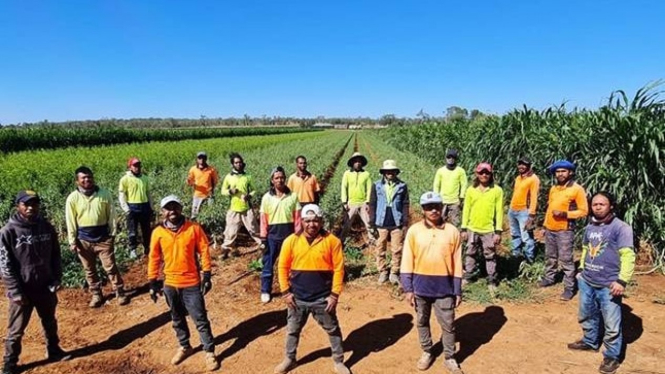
[{"xmin": 247, "ymin": 259, "xmax": 263, "ymax": 273}]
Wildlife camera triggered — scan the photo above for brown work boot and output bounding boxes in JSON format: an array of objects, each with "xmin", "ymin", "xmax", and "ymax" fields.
[
  {"xmin": 171, "ymin": 346, "xmax": 193, "ymax": 365},
  {"xmin": 204, "ymin": 351, "xmax": 220, "ymax": 371},
  {"xmin": 89, "ymin": 291, "xmax": 103, "ymax": 308},
  {"xmin": 273, "ymin": 357, "xmax": 297, "ymax": 374},
  {"xmin": 116, "ymin": 288, "xmax": 130, "ymax": 306}
]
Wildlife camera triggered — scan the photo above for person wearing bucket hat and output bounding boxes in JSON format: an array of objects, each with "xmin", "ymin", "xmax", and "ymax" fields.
[
  {"xmin": 460, "ymin": 163, "xmax": 504, "ymax": 292},
  {"xmin": 400, "ymin": 192, "xmax": 464, "ymax": 373},
  {"xmin": 187, "ymin": 151, "xmax": 219, "ymax": 219},
  {"xmin": 508, "ymin": 156, "xmax": 540, "ymax": 264},
  {"xmin": 539, "ymin": 159, "xmax": 588, "ymax": 301},
  {"xmin": 339, "ymin": 152, "xmax": 374, "ymax": 244},
  {"xmin": 369, "ymin": 160, "xmax": 410, "ymax": 285},
  {"xmin": 119, "ymin": 157, "xmax": 153, "ymax": 259},
  {"xmin": 1, "ymin": 190, "xmax": 72, "ymax": 374},
  {"xmin": 148, "ymin": 194, "xmax": 220, "ymax": 371},
  {"xmin": 432, "ymin": 149, "xmax": 467, "ymax": 227}
]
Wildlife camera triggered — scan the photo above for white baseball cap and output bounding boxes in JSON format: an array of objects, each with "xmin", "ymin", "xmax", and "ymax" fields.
[
  {"xmin": 160, "ymin": 195, "xmax": 183, "ymax": 208},
  {"xmin": 301, "ymin": 204, "xmax": 324, "ymax": 218}
]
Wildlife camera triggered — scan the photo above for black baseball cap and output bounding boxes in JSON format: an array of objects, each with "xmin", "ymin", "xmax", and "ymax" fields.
[{"xmin": 15, "ymin": 190, "xmax": 40, "ymax": 204}]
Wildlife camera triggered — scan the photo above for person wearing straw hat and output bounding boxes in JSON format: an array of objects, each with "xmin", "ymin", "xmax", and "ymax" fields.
[
  {"xmin": 186, "ymin": 151, "xmax": 219, "ymax": 220},
  {"xmin": 339, "ymin": 152, "xmax": 374, "ymax": 244},
  {"xmin": 147, "ymin": 195, "xmax": 219, "ymax": 372},
  {"xmin": 369, "ymin": 159, "xmax": 410, "ymax": 285}
]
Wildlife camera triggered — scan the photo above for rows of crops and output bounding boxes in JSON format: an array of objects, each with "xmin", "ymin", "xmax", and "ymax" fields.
[
  {"xmin": 380, "ymin": 85, "xmax": 665, "ymax": 270},
  {"xmin": 0, "ymin": 125, "xmax": 316, "ymax": 154}
]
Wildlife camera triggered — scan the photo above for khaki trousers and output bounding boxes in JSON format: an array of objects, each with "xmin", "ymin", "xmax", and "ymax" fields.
[
  {"xmin": 76, "ymin": 237, "xmax": 124, "ymax": 292},
  {"xmin": 375, "ymin": 227, "xmax": 404, "ymax": 274},
  {"xmin": 221, "ymin": 209, "xmax": 262, "ymax": 249}
]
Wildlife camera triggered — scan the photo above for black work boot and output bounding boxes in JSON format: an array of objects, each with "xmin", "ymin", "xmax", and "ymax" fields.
[
  {"xmin": 598, "ymin": 357, "xmax": 620, "ymax": 374},
  {"xmin": 46, "ymin": 346, "xmax": 72, "ymax": 362},
  {"xmin": 2, "ymin": 362, "xmax": 18, "ymax": 374}
]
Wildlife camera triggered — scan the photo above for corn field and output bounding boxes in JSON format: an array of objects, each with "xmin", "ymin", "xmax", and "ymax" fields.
[{"xmin": 381, "ymin": 83, "xmax": 665, "ymax": 271}]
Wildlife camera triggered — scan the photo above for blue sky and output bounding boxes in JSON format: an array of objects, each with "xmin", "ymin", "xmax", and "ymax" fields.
[{"xmin": 0, "ymin": 1, "xmax": 663, "ymax": 124}]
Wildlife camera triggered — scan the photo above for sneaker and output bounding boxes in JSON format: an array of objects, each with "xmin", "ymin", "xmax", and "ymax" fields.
[
  {"xmin": 560, "ymin": 289, "xmax": 574, "ymax": 301},
  {"xmin": 538, "ymin": 279, "xmax": 555, "ymax": 288},
  {"xmin": 443, "ymin": 358, "xmax": 464, "ymax": 374},
  {"xmin": 204, "ymin": 351, "xmax": 220, "ymax": 371},
  {"xmin": 567, "ymin": 340, "xmax": 596, "ymax": 351},
  {"xmin": 333, "ymin": 361, "xmax": 351, "ymax": 374},
  {"xmin": 261, "ymin": 293, "xmax": 272, "ymax": 303},
  {"xmin": 89, "ymin": 292, "xmax": 104, "ymax": 308},
  {"xmin": 171, "ymin": 346, "xmax": 193, "ymax": 365},
  {"xmin": 378, "ymin": 272, "xmax": 389, "ymax": 284},
  {"xmin": 598, "ymin": 357, "xmax": 620, "ymax": 374},
  {"xmin": 116, "ymin": 290, "xmax": 130, "ymax": 306},
  {"xmin": 45, "ymin": 346, "xmax": 72, "ymax": 362},
  {"xmin": 416, "ymin": 352, "xmax": 434, "ymax": 371},
  {"xmin": 274, "ymin": 357, "xmax": 297, "ymax": 374},
  {"xmin": 389, "ymin": 273, "xmax": 400, "ymax": 285}
]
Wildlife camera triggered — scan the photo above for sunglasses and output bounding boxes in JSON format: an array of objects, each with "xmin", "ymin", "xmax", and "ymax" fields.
[
  {"xmin": 422, "ymin": 204, "xmax": 442, "ymax": 211},
  {"xmin": 477, "ymin": 170, "xmax": 491, "ymax": 175}
]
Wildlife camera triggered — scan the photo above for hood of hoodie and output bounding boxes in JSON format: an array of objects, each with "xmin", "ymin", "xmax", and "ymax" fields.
[{"xmin": 8, "ymin": 212, "xmax": 44, "ymax": 229}]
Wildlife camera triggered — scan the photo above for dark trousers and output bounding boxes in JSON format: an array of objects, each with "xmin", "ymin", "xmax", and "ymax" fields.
[
  {"xmin": 285, "ymin": 298, "xmax": 344, "ymax": 363},
  {"xmin": 415, "ymin": 295, "xmax": 456, "ymax": 359},
  {"xmin": 4, "ymin": 291, "xmax": 59, "ymax": 367},
  {"xmin": 261, "ymin": 237, "xmax": 285, "ymax": 294},
  {"xmin": 127, "ymin": 208, "xmax": 152, "ymax": 254},
  {"xmin": 163, "ymin": 285, "xmax": 214, "ymax": 352}
]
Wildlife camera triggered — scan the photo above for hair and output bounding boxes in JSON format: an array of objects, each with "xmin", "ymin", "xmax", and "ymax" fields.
[
  {"xmin": 472, "ymin": 173, "xmax": 495, "ymax": 188},
  {"xmin": 229, "ymin": 152, "xmax": 244, "ymax": 164},
  {"xmin": 269, "ymin": 166, "xmax": 291, "ymax": 195},
  {"xmin": 75, "ymin": 166, "xmax": 93, "ymax": 177},
  {"xmin": 589, "ymin": 190, "xmax": 622, "ymax": 219},
  {"xmin": 295, "ymin": 155, "xmax": 307, "ymax": 162}
]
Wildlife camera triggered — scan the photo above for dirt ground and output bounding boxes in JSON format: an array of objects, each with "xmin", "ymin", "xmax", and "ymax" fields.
[{"xmin": 1, "ymin": 246, "xmax": 664, "ymax": 374}]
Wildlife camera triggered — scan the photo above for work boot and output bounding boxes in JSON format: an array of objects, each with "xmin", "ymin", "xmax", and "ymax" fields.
[
  {"xmin": 116, "ymin": 288, "xmax": 130, "ymax": 306},
  {"xmin": 378, "ymin": 272, "xmax": 389, "ymax": 284},
  {"xmin": 389, "ymin": 273, "xmax": 400, "ymax": 285},
  {"xmin": 1, "ymin": 363, "xmax": 17, "ymax": 374},
  {"xmin": 89, "ymin": 291, "xmax": 104, "ymax": 308},
  {"xmin": 598, "ymin": 357, "xmax": 620, "ymax": 374},
  {"xmin": 567, "ymin": 340, "xmax": 596, "ymax": 351},
  {"xmin": 333, "ymin": 361, "xmax": 351, "ymax": 374},
  {"xmin": 416, "ymin": 352, "xmax": 434, "ymax": 371},
  {"xmin": 560, "ymin": 289, "xmax": 575, "ymax": 301},
  {"xmin": 538, "ymin": 278, "xmax": 555, "ymax": 288},
  {"xmin": 204, "ymin": 351, "xmax": 220, "ymax": 371},
  {"xmin": 46, "ymin": 346, "xmax": 72, "ymax": 362},
  {"xmin": 273, "ymin": 357, "xmax": 297, "ymax": 374},
  {"xmin": 443, "ymin": 358, "xmax": 464, "ymax": 374},
  {"xmin": 171, "ymin": 346, "xmax": 193, "ymax": 365}
]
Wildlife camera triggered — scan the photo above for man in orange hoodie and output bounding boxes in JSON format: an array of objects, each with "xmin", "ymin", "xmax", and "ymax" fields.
[{"xmin": 148, "ymin": 195, "xmax": 220, "ymax": 372}]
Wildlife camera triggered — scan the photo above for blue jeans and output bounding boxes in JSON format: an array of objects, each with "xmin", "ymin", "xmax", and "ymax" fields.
[
  {"xmin": 163, "ymin": 285, "xmax": 215, "ymax": 352},
  {"xmin": 508, "ymin": 209, "xmax": 535, "ymax": 261},
  {"xmin": 261, "ymin": 237, "xmax": 284, "ymax": 294},
  {"xmin": 577, "ymin": 277, "xmax": 622, "ymax": 360}
]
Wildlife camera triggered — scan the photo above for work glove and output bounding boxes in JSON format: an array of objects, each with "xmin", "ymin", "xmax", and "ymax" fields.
[
  {"xmin": 201, "ymin": 272, "xmax": 212, "ymax": 296},
  {"xmin": 149, "ymin": 279, "xmax": 163, "ymax": 303}
]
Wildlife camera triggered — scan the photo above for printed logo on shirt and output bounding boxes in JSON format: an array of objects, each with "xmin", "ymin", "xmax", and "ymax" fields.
[
  {"xmin": 15, "ymin": 233, "xmax": 51, "ymax": 247},
  {"xmin": 0, "ymin": 245, "xmax": 9, "ymax": 276}
]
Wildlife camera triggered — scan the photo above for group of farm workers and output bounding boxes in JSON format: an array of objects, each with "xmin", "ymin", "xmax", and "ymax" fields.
[{"xmin": 0, "ymin": 149, "xmax": 635, "ymax": 374}]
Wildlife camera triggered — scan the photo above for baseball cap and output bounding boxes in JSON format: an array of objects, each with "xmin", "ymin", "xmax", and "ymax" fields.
[
  {"xmin": 301, "ymin": 204, "xmax": 324, "ymax": 219},
  {"xmin": 197, "ymin": 151, "xmax": 207, "ymax": 158},
  {"xmin": 15, "ymin": 190, "xmax": 40, "ymax": 204},
  {"xmin": 419, "ymin": 191, "xmax": 443, "ymax": 205},
  {"xmin": 127, "ymin": 157, "xmax": 141, "ymax": 167},
  {"xmin": 446, "ymin": 149, "xmax": 459, "ymax": 158},
  {"xmin": 475, "ymin": 162, "xmax": 493, "ymax": 173},
  {"xmin": 517, "ymin": 156, "xmax": 532, "ymax": 166},
  {"xmin": 160, "ymin": 195, "xmax": 183, "ymax": 209}
]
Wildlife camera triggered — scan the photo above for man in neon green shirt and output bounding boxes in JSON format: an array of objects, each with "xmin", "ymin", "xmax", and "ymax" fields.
[
  {"xmin": 339, "ymin": 152, "xmax": 374, "ymax": 244},
  {"xmin": 460, "ymin": 163, "xmax": 503, "ymax": 291},
  {"xmin": 119, "ymin": 157, "xmax": 153, "ymax": 259},
  {"xmin": 220, "ymin": 152, "xmax": 263, "ymax": 257},
  {"xmin": 432, "ymin": 149, "xmax": 468, "ymax": 227}
]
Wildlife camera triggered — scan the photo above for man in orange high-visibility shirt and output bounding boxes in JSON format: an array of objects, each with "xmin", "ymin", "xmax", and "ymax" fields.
[
  {"xmin": 287, "ymin": 155, "xmax": 321, "ymax": 205},
  {"xmin": 186, "ymin": 151, "xmax": 219, "ymax": 219},
  {"xmin": 508, "ymin": 157, "xmax": 540, "ymax": 264},
  {"xmin": 538, "ymin": 160, "xmax": 588, "ymax": 301},
  {"xmin": 148, "ymin": 195, "xmax": 219, "ymax": 372}
]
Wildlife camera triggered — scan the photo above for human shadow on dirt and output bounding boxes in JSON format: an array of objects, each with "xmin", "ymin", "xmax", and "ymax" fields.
[
  {"xmin": 19, "ymin": 311, "xmax": 171, "ymax": 372},
  {"xmin": 620, "ymin": 303, "xmax": 643, "ymax": 361},
  {"xmin": 431, "ymin": 305, "xmax": 506, "ymax": 364},
  {"xmin": 297, "ymin": 313, "xmax": 413, "ymax": 369},
  {"xmin": 210, "ymin": 309, "xmax": 287, "ymax": 361}
]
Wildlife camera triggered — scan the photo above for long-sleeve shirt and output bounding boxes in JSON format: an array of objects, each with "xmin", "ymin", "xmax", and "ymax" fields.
[
  {"xmin": 278, "ymin": 231, "xmax": 344, "ymax": 301},
  {"xmin": 148, "ymin": 220, "xmax": 211, "ymax": 288},
  {"xmin": 221, "ymin": 172, "xmax": 255, "ymax": 212},
  {"xmin": 259, "ymin": 191, "xmax": 302, "ymax": 240},
  {"xmin": 461, "ymin": 184, "xmax": 504, "ymax": 234},
  {"xmin": 544, "ymin": 181, "xmax": 588, "ymax": 231},
  {"xmin": 400, "ymin": 221, "xmax": 463, "ymax": 297},
  {"xmin": 341, "ymin": 170, "xmax": 372, "ymax": 206},
  {"xmin": 580, "ymin": 217, "xmax": 635, "ymax": 288},
  {"xmin": 432, "ymin": 166, "xmax": 468, "ymax": 205},
  {"xmin": 510, "ymin": 172, "xmax": 540, "ymax": 215},
  {"xmin": 187, "ymin": 165, "xmax": 219, "ymax": 199},
  {"xmin": 118, "ymin": 171, "xmax": 151, "ymax": 205},
  {"xmin": 65, "ymin": 187, "xmax": 115, "ymax": 245}
]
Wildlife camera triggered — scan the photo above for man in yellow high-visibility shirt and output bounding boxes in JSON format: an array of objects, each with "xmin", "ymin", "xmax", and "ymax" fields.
[
  {"xmin": 119, "ymin": 157, "xmax": 153, "ymax": 259},
  {"xmin": 339, "ymin": 152, "xmax": 374, "ymax": 244},
  {"xmin": 432, "ymin": 149, "xmax": 467, "ymax": 227}
]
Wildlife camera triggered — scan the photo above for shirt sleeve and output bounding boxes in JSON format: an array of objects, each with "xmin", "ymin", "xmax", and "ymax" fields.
[
  {"xmin": 617, "ymin": 223, "xmax": 635, "ymax": 284},
  {"xmin": 340, "ymin": 171, "xmax": 349, "ymax": 203},
  {"xmin": 247, "ymin": 175, "xmax": 256, "ymax": 197},
  {"xmin": 452, "ymin": 229, "xmax": 463, "ymax": 296},
  {"xmin": 211, "ymin": 168, "xmax": 219, "ymax": 190},
  {"xmin": 495, "ymin": 187, "xmax": 504, "ymax": 232},
  {"xmin": 461, "ymin": 188, "xmax": 471, "ymax": 230},
  {"xmin": 65, "ymin": 194, "xmax": 78, "ymax": 246},
  {"xmin": 459, "ymin": 168, "xmax": 468, "ymax": 199},
  {"xmin": 259, "ymin": 194, "xmax": 269, "ymax": 238},
  {"xmin": 277, "ymin": 236, "xmax": 294, "ymax": 293},
  {"xmin": 400, "ymin": 227, "xmax": 415, "ymax": 293},
  {"xmin": 567, "ymin": 185, "xmax": 589, "ymax": 220},
  {"xmin": 196, "ymin": 225, "xmax": 212, "ymax": 272},
  {"xmin": 0, "ymin": 230, "xmax": 22, "ymax": 298},
  {"xmin": 107, "ymin": 192, "xmax": 116, "ymax": 237},
  {"xmin": 147, "ymin": 229, "xmax": 163, "ymax": 280},
  {"xmin": 331, "ymin": 237, "xmax": 345, "ymax": 297},
  {"xmin": 187, "ymin": 167, "xmax": 195, "ymax": 186},
  {"xmin": 528, "ymin": 176, "xmax": 540, "ymax": 215},
  {"xmin": 433, "ymin": 169, "xmax": 441, "ymax": 194},
  {"xmin": 221, "ymin": 175, "xmax": 231, "ymax": 196},
  {"xmin": 364, "ymin": 173, "xmax": 372, "ymax": 203}
]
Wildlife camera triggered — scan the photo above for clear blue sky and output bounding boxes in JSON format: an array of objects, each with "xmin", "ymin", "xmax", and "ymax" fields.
[{"xmin": 1, "ymin": 1, "xmax": 663, "ymax": 124}]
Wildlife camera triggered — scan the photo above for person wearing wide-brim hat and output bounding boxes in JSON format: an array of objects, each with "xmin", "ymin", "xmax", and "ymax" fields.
[
  {"xmin": 339, "ymin": 152, "xmax": 374, "ymax": 244},
  {"xmin": 369, "ymin": 160, "xmax": 410, "ymax": 285}
]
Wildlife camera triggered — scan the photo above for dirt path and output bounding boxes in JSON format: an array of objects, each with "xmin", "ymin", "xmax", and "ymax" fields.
[{"xmin": 2, "ymin": 259, "xmax": 664, "ymax": 374}]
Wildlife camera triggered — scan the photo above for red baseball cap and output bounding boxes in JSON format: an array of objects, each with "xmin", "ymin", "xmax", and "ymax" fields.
[
  {"xmin": 127, "ymin": 157, "xmax": 141, "ymax": 167},
  {"xmin": 475, "ymin": 162, "xmax": 493, "ymax": 173}
]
